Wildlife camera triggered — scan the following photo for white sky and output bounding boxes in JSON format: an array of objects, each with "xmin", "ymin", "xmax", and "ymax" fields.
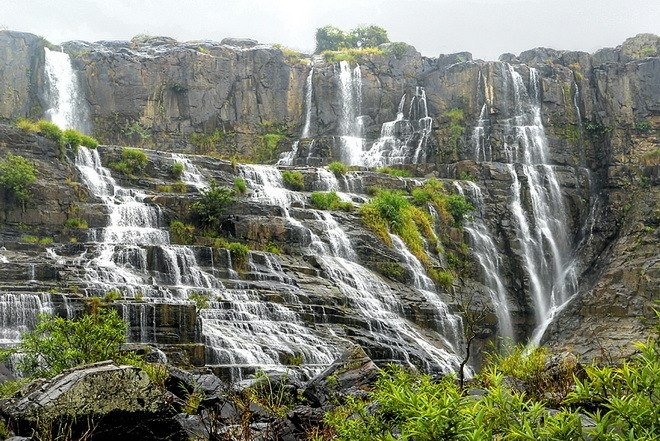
[{"xmin": 2, "ymin": 0, "xmax": 659, "ymax": 60}]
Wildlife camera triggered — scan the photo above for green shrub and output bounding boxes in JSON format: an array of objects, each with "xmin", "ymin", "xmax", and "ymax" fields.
[
  {"xmin": 234, "ymin": 177, "xmax": 247, "ymax": 194},
  {"xmin": 62, "ymin": 128, "xmax": 83, "ymax": 151},
  {"xmin": 110, "ymin": 148, "xmax": 148, "ymax": 176},
  {"xmin": 104, "ymin": 289, "xmax": 122, "ymax": 302},
  {"xmin": 315, "ymin": 24, "xmax": 389, "ymax": 53},
  {"xmin": 227, "ymin": 242, "xmax": 250, "ymax": 271},
  {"xmin": 172, "ymin": 181, "xmax": 188, "ymax": 193},
  {"xmin": 0, "ymin": 308, "xmax": 128, "ymax": 378},
  {"xmin": 192, "ymin": 179, "xmax": 234, "ymax": 229},
  {"xmin": 0, "ymin": 378, "xmax": 30, "ymax": 399},
  {"xmin": 375, "ymin": 166, "xmax": 412, "ymax": 177},
  {"xmin": 446, "ymin": 194, "xmax": 475, "ymax": 226},
  {"xmin": 0, "ymin": 153, "xmax": 37, "ymax": 204},
  {"xmin": 256, "ymin": 132, "xmax": 287, "ymax": 163},
  {"xmin": 170, "ymin": 220, "xmax": 195, "ymax": 244},
  {"xmin": 38, "ymin": 237, "xmax": 54, "ymax": 245},
  {"xmin": 262, "ymin": 241, "xmax": 281, "ymax": 254},
  {"xmin": 64, "ymin": 217, "xmax": 88, "ymax": 229},
  {"xmin": 328, "ymin": 161, "xmax": 349, "ymax": 175},
  {"xmin": 20, "ymin": 235, "xmax": 39, "ymax": 244},
  {"xmin": 310, "ymin": 191, "xmax": 342, "ymax": 210},
  {"xmin": 170, "ymin": 162, "xmax": 184, "ymax": 179},
  {"xmin": 188, "ymin": 291, "xmax": 212, "ymax": 310},
  {"xmin": 281, "ymin": 170, "xmax": 304, "ymax": 190},
  {"xmin": 36, "ymin": 119, "xmax": 63, "ymax": 143}
]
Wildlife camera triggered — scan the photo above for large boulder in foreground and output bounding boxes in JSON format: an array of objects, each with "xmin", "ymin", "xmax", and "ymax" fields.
[{"xmin": 0, "ymin": 361, "xmax": 186, "ymax": 441}]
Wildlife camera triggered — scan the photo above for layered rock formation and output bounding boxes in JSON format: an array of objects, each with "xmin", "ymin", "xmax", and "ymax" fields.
[{"xmin": 0, "ymin": 29, "xmax": 658, "ymax": 374}]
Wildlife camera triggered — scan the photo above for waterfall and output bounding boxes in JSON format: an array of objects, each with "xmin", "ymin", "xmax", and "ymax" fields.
[
  {"xmin": 43, "ymin": 48, "xmax": 90, "ymax": 133},
  {"xmin": 499, "ymin": 65, "xmax": 578, "ymax": 343},
  {"xmin": 171, "ymin": 153, "xmax": 207, "ymax": 190},
  {"xmin": 337, "ymin": 61, "xmax": 364, "ymax": 165},
  {"xmin": 363, "ymin": 87, "xmax": 433, "ymax": 167},
  {"xmin": 278, "ymin": 66, "xmax": 315, "ymax": 166},
  {"xmin": 239, "ymin": 163, "xmax": 464, "ymax": 372},
  {"xmin": 0, "ymin": 294, "xmax": 53, "ymax": 344},
  {"xmin": 453, "ymin": 181, "xmax": 514, "ymax": 339}
]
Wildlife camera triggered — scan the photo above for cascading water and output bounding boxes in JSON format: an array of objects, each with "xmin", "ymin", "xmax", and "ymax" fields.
[
  {"xmin": 278, "ymin": 66, "xmax": 315, "ymax": 166},
  {"xmin": 43, "ymin": 47, "xmax": 90, "ymax": 133},
  {"xmin": 239, "ymin": 163, "xmax": 464, "ymax": 372},
  {"xmin": 363, "ymin": 87, "xmax": 434, "ymax": 166},
  {"xmin": 171, "ymin": 153, "xmax": 207, "ymax": 190},
  {"xmin": 453, "ymin": 181, "xmax": 513, "ymax": 339},
  {"xmin": 472, "ymin": 64, "xmax": 579, "ymax": 343},
  {"xmin": 337, "ymin": 60, "xmax": 364, "ymax": 165}
]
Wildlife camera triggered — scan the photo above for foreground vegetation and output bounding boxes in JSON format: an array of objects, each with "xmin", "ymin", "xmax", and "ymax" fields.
[{"xmin": 323, "ymin": 315, "xmax": 660, "ymax": 440}]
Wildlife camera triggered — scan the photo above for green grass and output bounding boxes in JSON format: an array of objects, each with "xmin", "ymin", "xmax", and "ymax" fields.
[{"xmin": 281, "ymin": 170, "xmax": 304, "ymax": 190}]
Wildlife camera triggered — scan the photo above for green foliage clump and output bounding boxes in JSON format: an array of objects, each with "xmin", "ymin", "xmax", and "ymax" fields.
[
  {"xmin": 110, "ymin": 148, "xmax": 148, "ymax": 176},
  {"xmin": 192, "ymin": 179, "xmax": 234, "ymax": 230},
  {"xmin": 310, "ymin": 191, "xmax": 353, "ymax": 211},
  {"xmin": 170, "ymin": 220, "xmax": 196, "ymax": 245},
  {"xmin": 0, "ymin": 308, "xmax": 128, "ymax": 378},
  {"xmin": 282, "ymin": 170, "xmax": 304, "ymax": 190},
  {"xmin": 190, "ymin": 130, "xmax": 228, "ymax": 154},
  {"xmin": 273, "ymin": 44, "xmax": 306, "ymax": 64},
  {"xmin": 584, "ymin": 119, "xmax": 612, "ymax": 142},
  {"xmin": 170, "ymin": 162, "xmax": 184, "ymax": 179},
  {"xmin": 16, "ymin": 119, "xmax": 98, "ymax": 153},
  {"xmin": 256, "ymin": 133, "xmax": 287, "ymax": 163},
  {"xmin": 360, "ymin": 189, "xmax": 435, "ymax": 267},
  {"xmin": 322, "ymin": 47, "xmax": 384, "ymax": 64},
  {"xmin": 188, "ymin": 291, "xmax": 212, "ymax": 310},
  {"xmin": 103, "ymin": 289, "xmax": 122, "ymax": 302},
  {"xmin": 328, "ymin": 161, "xmax": 349, "ymax": 175},
  {"xmin": 227, "ymin": 242, "xmax": 250, "ymax": 271},
  {"xmin": 262, "ymin": 241, "xmax": 282, "ymax": 254},
  {"xmin": 326, "ymin": 315, "xmax": 660, "ymax": 441},
  {"xmin": 446, "ymin": 194, "xmax": 475, "ymax": 226},
  {"xmin": 445, "ymin": 107, "xmax": 466, "ymax": 151},
  {"xmin": 64, "ymin": 217, "xmax": 88, "ymax": 229},
  {"xmin": 233, "ymin": 177, "xmax": 248, "ymax": 194},
  {"xmin": 0, "ymin": 153, "xmax": 37, "ymax": 205},
  {"xmin": 375, "ymin": 166, "xmax": 412, "ymax": 177}
]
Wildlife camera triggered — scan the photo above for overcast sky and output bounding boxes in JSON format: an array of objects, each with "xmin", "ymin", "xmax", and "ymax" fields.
[{"xmin": 3, "ymin": 0, "xmax": 659, "ymax": 60}]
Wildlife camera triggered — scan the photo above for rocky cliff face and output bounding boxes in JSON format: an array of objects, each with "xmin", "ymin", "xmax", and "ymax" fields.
[{"xmin": 0, "ymin": 30, "xmax": 658, "ymax": 372}]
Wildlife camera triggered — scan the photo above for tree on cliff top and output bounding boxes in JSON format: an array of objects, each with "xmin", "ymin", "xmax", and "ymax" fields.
[{"xmin": 315, "ymin": 25, "xmax": 389, "ymax": 52}]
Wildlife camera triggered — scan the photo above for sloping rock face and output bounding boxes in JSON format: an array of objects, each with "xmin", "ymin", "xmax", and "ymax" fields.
[
  {"xmin": 0, "ymin": 31, "xmax": 47, "ymax": 121},
  {"xmin": 0, "ymin": 361, "xmax": 186, "ymax": 440},
  {"xmin": 0, "ymin": 31, "xmax": 658, "ymax": 368}
]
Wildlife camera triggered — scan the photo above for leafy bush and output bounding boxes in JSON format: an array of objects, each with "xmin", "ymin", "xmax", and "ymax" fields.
[
  {"xmin": 170, "ymin": 162, "xmax": 184, "ymax": 179},
  {"xmin": 170, "ymin": 220, "xmax": 196, "ymax": 244},
  {"xmin": 328, "ymin": 161, "xmax": 349, "ymax": 175},
  {"xmin": 375, "ymin": 166, "xmax": 412, "ymax": 177},
  {"xmin": 310, "ymin": 191, "xmax": 341, "ymax": 210},
  {"xmin": 234, "ymin": 177, "xmax": 247, "ymax": 194},
  {"xmin": 110, "ymin": 148, "xmax": 148, "ymax": 176},
  {"xmin": 64, "ymin": 217, "xmax": 88, "ymax": 229},
  {"xmin": 172, "ymin": 181, "xmax": 188, "ymax": 193},
  {"xmin": 281, "ymin": 170, "xmax": 304, "ymax": 190},
  {"xmin": 188, "ymin": 292, "xmax": 212, "ymax": 310},
  {"xmin": 262, "ymin": 241, "xmax": 282, "ymax": 254},
  {"xmin": 227, "ymin": 242, "xmax": 250, "ymax": 271},
  {"xmin": 104, "ymin": 289, "xmax": 122, "ymax": 302},
  {"xmin": 192, "ymin": 179, "xmax": 234, "ymax": 229},
  {"xmin": 1, "ymin": 308, "xmax": 128, "ymax": 378},
  {"xmin": 256, "ymin": 132, "xmax": 287, "ymax": 163},
  {"xmin": 36, "ymin": 119, "xmax": 63, "ymax": 143},
  {"xmin": 0, "ymin": 153, "xmax": 37, "ymax": 205},
  {"xmin": 322, "ymin": 47, "xmax": 384, "ymax": 63},
  {"xmin": 446, "ymin": 194, "xmax": 475, "ymax": 226}
]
